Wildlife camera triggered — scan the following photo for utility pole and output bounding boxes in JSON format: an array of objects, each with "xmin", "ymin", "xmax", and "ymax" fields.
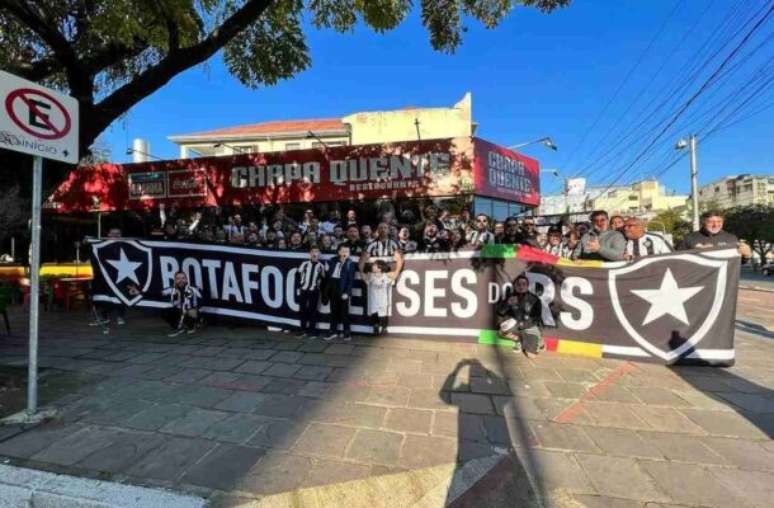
[
  {"xmin": 688, "ymin": 135, "xmax": 700, "ymax": 231},
  {"xmin": 676, "ymin": 135, "xmax": 700, "ymax": 231}
]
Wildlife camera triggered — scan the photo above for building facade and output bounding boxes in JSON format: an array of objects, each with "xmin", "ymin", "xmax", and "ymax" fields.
[
  {"xmin": 168, "ymin": 93, "xmax": 474, "ymax": 159},
  {"xmin": 538, "ymin": 179, "xmax": 688, "ymax": 218},
  {"xmin": 697, "ymin": 174, "xmax": 774, "ymax": 210}
]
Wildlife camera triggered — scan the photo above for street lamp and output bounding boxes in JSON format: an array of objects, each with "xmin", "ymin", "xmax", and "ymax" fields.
[
  {"xmin": 125, "ymin": 148, "xmax": 163, "ymax": 160},
  {"xmin": 508, "ymin": 137, "xmax": 558, "ymax": 151},
  {"xmin": 675, "ymin": 135, "xmax": 699, "ymax": 231}
]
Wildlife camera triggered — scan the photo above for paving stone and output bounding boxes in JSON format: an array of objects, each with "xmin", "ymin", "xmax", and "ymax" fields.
[
  {"xmin": 408, "ymin": 388, "xmax": 451, "ymax": 411},
  {"xmin": 572, "ymin": 494, "xmax": 651, "ymax": 508},
  {"xmin": 293, "ymin": 365, "xmax": 333, "ymax": 381},
  {"xmin": 203, "ymin": 413, "xmax": 268, "ymax": 444},
  {"xmin": 450, "ymin": 392, "xmax": 495, "ymax": 414},
  {"xmin": 293, "ymin": 423, "xmax": 356, "ymax": 458},
  {"xmin": 188, "ymin": 346, "xmax": 227, "ymax": 357},
  {"xmin": 82, "ymin": 399, "xmax": 155, "ymax": 426},
  {"xmin": 639, "ymin": 460, "xmax": 753, "ymax": 508},
  {"xmin": 717, "ymin": 392, "xmax": 774, "ymax": 414},
  {"xmin": 630, "ymin": 406, "xmax": 706, "ymax": 434},
  {"xmin": 626, "ymin": 386, "xmax": 691, "ymax": 407},
  {"xmin": 305, "ymin": 458, "xmax": 372, "ymax": 488},
  {"xmin": 581, "ymin": 401, "xmax": 650, "ymax": 429},
  {"xmin": 482, "ymin": 415, "xmax": 513, "ymax": 445},
  {"xmin": 432, "ymin": 411, "xmax": 459, "ymax": 437},
  {"xmin": 298, "ymin": 381, "xmax": 335, "ymax": 398},
  {"xmin": 233, "ymin": 360, "xmax": 271, "ymax": 375},
  {"xmin": 76, "ymin": 431, "xmax": 166, "ymax": 473},
  {"xmin": 532, "ymin": 422, "xmax": 599, "ymax": 452},
  {"xmin": 246, "ymin": 416, "xmax": 306, "ymax": 450},
  {"xmin": 470, "ymin": 374, "xmax": 512, "ymax": 395},
  {"xmin": 253, "ymin": 394, "xmax": 306, "ymax": 418},
  {"xmin": 583, "ymin": 427, "xmax": 663, "ymax": 459},
  {"xmin": 297, "ymin": 341, "xmax": 329, "ymax": 353},
  {"xmin": 181, "ymin": 444, "xmax": 266, "ymax": 491},
  {"xmin": 495, "ymin": 395, "xmax": 546, "ymax": 420},
  {"xmin": 365, "ymin": 386, "xmax": 411, "ymax": 407},
  {"xmin": 163, "ymin": 368, "xmax": 212, "ymax": 384},
  {"xmin": 637, "ymin": 431, "xmax": 726, "ymax": 465},
  {"xmin": 324, "ymin": 344, "xmax": 355, "ymax": 355},
  {"xmin": 124, "ymin": 404, "xmax": 191, "ymax": 431},
  {"xmin": 160, "ymin": 407, "xmax": 230, "ymax": 437},
  {"xmin": 270, "ymin": 351, "xmax": 303, "ymax": 363},
  {"xmin": 262, "ymin": 362, "xmax": 302, "ymax": 378},
  {"xmin": 236, "ymin": 452, "xmax": 313, "ymax": 495},
  {"xmin": 126, "ymin": 352, "xmax": 168, "ymax": 364},
  {"xmin": 700, "ymin": 436, "xmax": 774, "ymax": 471},
  {"xmin": 0, "ymin": 422, "xmax": 85, "ymax": 459},
  {"xmin": 544, "ymin": 382, "xmax": 588, "ymax": 399},
  {"xmin": 325, "ymin": 382, "xmax": 372, "ymax": 404},
  {"xmin": 396, "ymin": 373, "xmax": 435, "ymax": 389},
  {"xmin": 709, "ymin": 467, "xmax": 774, "ymax": 507},
  {"xmin": 679, "ymin": 408, "xmax": 770, "ymax": 438},
  {"xmin": 346, "ymin": 429, "xmax": 403, "ymax": 465},
  {"xmin": 399, "ymin": 434, "xmax": 457, "ymax": 469},
  {"xmin": 259, "ymin": 377, "xmax": 308, "ymax": 395},
  {"xmin": 384, "ymin": 408, "xmax": 433, "ymax": 434},
  {"xmin": 590, "ymin": 385, "xmax": 640, "ymax": 403},
  {"xmin": 125, "ymin": 436, "xmax": 217, "ymax": 482},
  {"xmin": 311, "ymin": 402, "xmax": 387, "ymax": 428},
  {"xmin": 173, "ymin": 386, "xmax": 235, "ymax": 408},
  {"xmin": 214, "ymin": 391, "xmax": 268, "ymax": 412},
  {"xmin": 558, "ymin": 369, "xmax": 601, "ymax": 384},
  {"xmin": 514, "ymin": 448, "xmax": 594, "ymax": 494},
  {"xmin": 31, "ymin": 426, "xmax": 121, "ymax": 466},
  {"xmin": 575, "ymin": 454, "xmax": 669, "ymax": 502}
]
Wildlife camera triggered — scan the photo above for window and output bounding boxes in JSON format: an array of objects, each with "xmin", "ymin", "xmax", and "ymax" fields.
[
  {"xmin": 234, "ymin": 145, "xmax": 255, "ymax": 153},
  {"xmin": 285, "ymin": 142, "xmax": 301, "ymax": 150},
  {"xmin": 628, "ymin": 195, "xmax": 638, "ymax": 201}
]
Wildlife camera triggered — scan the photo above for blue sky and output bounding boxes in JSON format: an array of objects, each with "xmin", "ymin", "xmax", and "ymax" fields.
[{"xmin": 101, "ymin": 0, "xmax": 774, "ymax": 196}]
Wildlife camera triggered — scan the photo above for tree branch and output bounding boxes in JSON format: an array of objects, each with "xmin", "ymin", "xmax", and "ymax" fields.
[{"xmin": 86, "ymin": 0, "xmax": 273, "ymax": 146}]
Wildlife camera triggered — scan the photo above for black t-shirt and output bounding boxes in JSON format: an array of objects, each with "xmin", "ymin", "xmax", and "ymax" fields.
[
  {"xmin": 339, "ymin": 239, "xmax": 364, "ymax": 255},
  {"xmin": 419, "ymin": 236, "xmax": 449, "ymax": 253},
  {"xmin": 679, "ymin": 229, "xmax": 738, "ymax": 250}
]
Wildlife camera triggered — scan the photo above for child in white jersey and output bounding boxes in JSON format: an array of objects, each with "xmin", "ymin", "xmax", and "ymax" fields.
[{"xmin": 358, "ymin": 251, "xmax": 404, "ymax": 336}]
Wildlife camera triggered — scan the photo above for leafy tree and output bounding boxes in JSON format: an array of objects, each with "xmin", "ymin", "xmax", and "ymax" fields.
[
  {"xmin": 723, "ymin": 205, "xmax": 774, "ymax": 261},
  {"xmin": 0, "ymin": 0, "xmax": 570, "ymax": 191},
  {"xmin": 648, "ymin": 209, "xmax": 692, "ymax": 246}
]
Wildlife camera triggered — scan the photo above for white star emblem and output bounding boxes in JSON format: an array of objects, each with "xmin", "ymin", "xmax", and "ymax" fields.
[
  {"xmin": 106, "ymin": 248, "xmax": 142, "ymax": 285},
  {"xmin": 631, "ymin": 268, "xmax": 703, "ymax": 326}
]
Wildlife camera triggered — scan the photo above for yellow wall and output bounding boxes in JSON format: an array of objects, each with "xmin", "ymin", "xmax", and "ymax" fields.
[
  {"xmin": 344, "ymin": 93, "xmax": 473, "ymax": 145},
  {"xmin": 589, "ymin": 180, "xmax": 688, "ymax": 215}
]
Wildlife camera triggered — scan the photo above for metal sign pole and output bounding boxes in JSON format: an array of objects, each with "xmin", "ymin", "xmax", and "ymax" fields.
[{"xmin": 27, "ymin": 155, "xmax": 43, "ymax": 416}]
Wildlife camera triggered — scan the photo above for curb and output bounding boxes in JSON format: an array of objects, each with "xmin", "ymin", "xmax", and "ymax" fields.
[{"xmin": 739, "ymin": 284, "xmax": 774, "ymax": 293}]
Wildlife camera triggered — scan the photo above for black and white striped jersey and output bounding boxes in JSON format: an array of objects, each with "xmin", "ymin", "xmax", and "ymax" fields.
[
  {"xmin": 366, "ymin": 239, "xmax": 400, "ymax": 257},
  {"xmin": 297, "ymin": 260, "xmax": 326, "ymax": 291}
]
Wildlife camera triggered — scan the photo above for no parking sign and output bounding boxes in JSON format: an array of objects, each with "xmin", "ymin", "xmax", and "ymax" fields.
[{"xmin": 0, "ymin": 70, "xmax": 79, "ymax": 163}]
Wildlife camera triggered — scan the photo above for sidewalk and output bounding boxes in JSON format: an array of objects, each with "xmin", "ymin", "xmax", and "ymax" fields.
[{"xmin": 0, "ymin": 291, "xmax": 771, "ymax": 508}]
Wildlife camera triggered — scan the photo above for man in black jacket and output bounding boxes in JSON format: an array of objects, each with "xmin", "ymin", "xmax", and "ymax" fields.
[
  {"xmin": 496, "ymin": 274, "xmax": 543, "ymax": 358},
  {"xmin": 678, "ymin": 210, "xmax": 751, "ymax": 258}
]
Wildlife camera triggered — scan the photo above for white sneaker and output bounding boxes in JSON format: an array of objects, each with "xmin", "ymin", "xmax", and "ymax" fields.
[
  {"xmin": 168, "ymin": 328, "xmax": 185, "ymax": 337},
  {"xmin": 341, "ymin": 334, "xmax": 352, "ymax": 342},
  {"xmin": 116, "ymin": 318, "xmax": 125, "ymax": 326},
  {"xmin": 323, "ymin": 333, "xmax": 338, "ymax": 342},
  {"xmin": 88, "ymin": 319, "xmax": 109, "ymax": 327}
]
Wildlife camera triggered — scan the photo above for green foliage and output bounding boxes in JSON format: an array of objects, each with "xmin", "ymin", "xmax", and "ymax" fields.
[
  {"xmin": 723, "ymin": 205, "xmax": 774, "ymax": 258},
  {"xmin": 1, "ymin": 0, "xmax": 569, "ymax": 153},
  {"xmin": 649, "ymin": 209, "xmax": 692, "ymax": 245}
]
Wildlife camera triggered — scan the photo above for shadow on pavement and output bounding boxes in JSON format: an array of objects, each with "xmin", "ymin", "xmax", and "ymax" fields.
[
  {"xmin": 735, "ymin": 319, "xmax": 774, "ymax": 339},
  {"xmin": 440, "ymin": 356, "xmax": 545, "ymax": 507}
]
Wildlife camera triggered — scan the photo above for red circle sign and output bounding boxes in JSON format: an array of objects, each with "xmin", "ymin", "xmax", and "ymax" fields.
[{"xmin": 4, "ymin": 88, "xmax": 72, "ymax": 140}]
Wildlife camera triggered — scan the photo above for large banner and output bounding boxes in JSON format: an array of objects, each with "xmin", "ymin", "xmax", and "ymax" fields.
[
  {"xmin": 89, "ymin": 240, "xmax": 739, "ymax": 366},
  {"xmin": 47, "ymin": 137, "xmax": 540, "ymax": 213}
]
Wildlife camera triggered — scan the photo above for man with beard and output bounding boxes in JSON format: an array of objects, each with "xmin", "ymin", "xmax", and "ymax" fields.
[
  {"xmin": 573, "ymin": 210, "xmax": 626, "ymax": 261},
  {"xmin": 467, "ymin": 214, "xmax": 495, "ymax": 248},
  {"xmin": 623, "ymin": 218, "xmax": 672, "ymax": 260},
  {"xmin": 496, "ymin": 274, "xmax": 543, "ymax": 358},
  {"xmin": 678, "ymin": 210, "xmax": 751, "ymax": 258},
  {"xmin": 339, "ymin": 224, "xmax": 365, "ymax": 255},
  {"xmin": 419, "ymin": 223, "xmax": 449, "ymax": 252},
  {"xmin": 367, "ymin": 222, "xmax": 402, "ymax": 258},
  {"xmin": 501, "ymin": 217, "xmax": 525, "ymax": 245},
  {"xmin": 126, "ymin": 271, "xmax": 203, "ymax": 337},
  {"xmin": 519, "ymin": 218, "xmax": 541, "ymax": 248}
]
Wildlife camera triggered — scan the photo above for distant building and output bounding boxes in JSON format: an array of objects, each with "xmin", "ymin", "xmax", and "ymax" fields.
[
  {"xmin": 697, "ymin": 174, "xmax": 774, "ymax": 210},
  {"xmin": 168, "ymin": 93, "xmax": 475, "ymax": 158},
  {"xmin": 539, "ymin": 178, "xmax": 687, "ymax": 218}
]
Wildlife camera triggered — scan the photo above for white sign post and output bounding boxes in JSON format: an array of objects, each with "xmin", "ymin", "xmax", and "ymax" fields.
[{"xmin": 0, "ymin": 70, "xmax": 79, "ymax": 420}]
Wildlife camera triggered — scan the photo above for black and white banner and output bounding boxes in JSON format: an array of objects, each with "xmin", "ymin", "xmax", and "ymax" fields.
[{"xmin": 89, "ymin": 239, "xmax": 739, "ymax": 365}]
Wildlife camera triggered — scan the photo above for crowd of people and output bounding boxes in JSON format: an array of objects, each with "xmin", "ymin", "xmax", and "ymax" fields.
[
  {"xmin": 97, "ymin": 204, "xmax": 747, "ymax": 357},
  {"xmin": 131, "ymin": 201, "xmax": 730, "ymax": 262}
]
